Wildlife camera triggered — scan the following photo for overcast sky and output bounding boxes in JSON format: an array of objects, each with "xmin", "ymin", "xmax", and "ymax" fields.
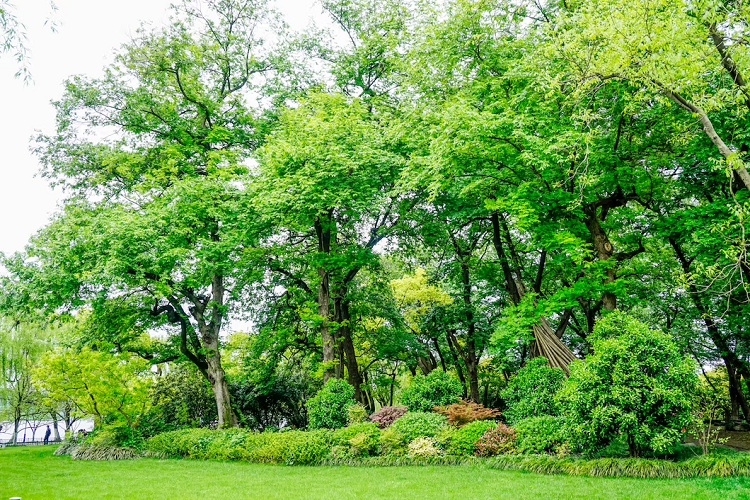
[{"xmin": 0, "ymin": 0, "xmax": 320, "ymax": 256}]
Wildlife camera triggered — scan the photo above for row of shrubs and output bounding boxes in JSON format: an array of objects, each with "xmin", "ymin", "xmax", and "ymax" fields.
[{"xmin": 140, "ymin": 412, "xmax": 567, "ymax": 465}]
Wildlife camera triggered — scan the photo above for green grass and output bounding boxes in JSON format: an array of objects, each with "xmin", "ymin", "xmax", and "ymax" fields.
[{"xmin": 2, "ymin": 446, "xmax": 750, "ymax": 500}]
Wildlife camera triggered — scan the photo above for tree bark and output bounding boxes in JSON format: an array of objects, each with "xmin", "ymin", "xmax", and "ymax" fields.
[
  {"xmin": 584, "ymin": 207, "xmax": 617, "ymax": 311},
  {"xmin": 336, "ymin": 296, "xmax": 363, "ymax": 402},
  {"xmin": 491, "ymin": 212, "xmax": 577, "ymax": 373},
  {"xmin": 315, "ymin": 213, "xmax": 336, "ymax": 381}
]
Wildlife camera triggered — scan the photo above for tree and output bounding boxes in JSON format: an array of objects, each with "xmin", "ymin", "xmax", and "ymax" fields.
[
  {"xmin": 559, "ymin": 312, "xmax": 698, "ymax": 457},
  {"xmin": 18, "ymin": 0, "xmax": 284, "ymax": 427},
  {"xmin": 33, "ymin": 348, "xmax": 151, "ymax": 429},
  {"xmin": 0, "ymin": 321, "xmax": 47, "ymax": 444}
]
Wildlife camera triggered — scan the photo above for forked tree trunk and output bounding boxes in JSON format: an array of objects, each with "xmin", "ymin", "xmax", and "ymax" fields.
[{"xmin": 491, "ymin": 212, "xmax": 577, "ymax": 373}]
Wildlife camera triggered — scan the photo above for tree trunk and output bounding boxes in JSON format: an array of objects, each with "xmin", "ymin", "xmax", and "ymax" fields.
[
  {"xmin": 315, "ymin": 214, "xmax": 336, "ymax": 382},
  {"xmin": 336, "ymin": 296, "xmax": 363, "ymax": 402},
  {"xmin": 446, "ymin": 329, "xmax": 468, "ymax": 398},
  {"xmin": 52, "ymin": 415, "xmax": 60, "ymax": 441},
  {"xmin": 491, "ymin": 212, "xmax": 576, "ymax": 373},
  {"xmin": 584, "ymin": 207, "xmax": 617, "ymax": 311}
]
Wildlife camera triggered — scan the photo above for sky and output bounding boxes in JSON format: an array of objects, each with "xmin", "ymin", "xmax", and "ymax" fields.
[{"xmin": 0, "ymin": 0, "xmax": 320, "ymax": 256}]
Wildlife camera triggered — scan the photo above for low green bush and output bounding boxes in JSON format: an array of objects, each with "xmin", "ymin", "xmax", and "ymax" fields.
[
  {"xmin": 306, "ymin": 379, "xmax": 356, "ymax": 429},
  {"xmin": 400, "ymin": 371, "xmax": 463, "ymax": 412},
  {"xmin": 333, "ymin": 423, "xmax": 381, "ymax": 456},
  {"xmin": 515, "ymin": 416, "xmax": 567, "ymax": 454},
  {"xmin": 501, "ymin": 357, "xmax": 564, "ymax": 424},
  {"xmin": 378, "ymin": 427, "xmax": 407, "ymax": 456},
  {"xmin": 284, "ymin": 430, "xmax": 333, "ymax": 465},
  {"xmin": 390, "ymin": 412, "xmax": 450, "ymax": 444},
  {"xmin": 448, "ymin": 420, "xmax": 498, "ymax": 456}
]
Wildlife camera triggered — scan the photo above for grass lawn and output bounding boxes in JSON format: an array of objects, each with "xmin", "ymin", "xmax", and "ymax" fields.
[{"xmin": 2, "ymin": 446, "xmax": 750, "ymax": 500}]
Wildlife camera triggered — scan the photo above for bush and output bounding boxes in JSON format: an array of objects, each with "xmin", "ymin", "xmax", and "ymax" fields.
[
  {"xmin": 333, "ymin": 423, "xmax": 381, "ymax": 456},
  {"xmin": 558, "ymin": 312, "xmax": 698, "ymax": 457},
  {"xmin": 400, "ymin": 371, "xmax": 462, "ymax": 412},
  {"xmin": 501, "ymin": 357, "xmax": 564, "ymax": 424},
  {"xmin": 515, "ymin": 416, "xmax": 566, "ymax": 454},
  {"xmin": 408, "ymin": 437, "xmax": 441, "ymax": 458},
  {"xmin": 369, "ymin": 406, "xmax": 408, "ymax": 428},
  {"xmin": 284, "ymin": 430, "xmax": 332, "ymax": 465},
  {"xmin": 475, "ymin": 423, "xmax": 517, "ymax": 457},
  {"xmin": 435, "ymin": 400, "xmax": 501, "ymax": 427},
  {"xmin": 448, "ymin": 420, "xmax": 499, "ymax": 456},
  {"xmin": 378, "ymin": 427, "xmax": 407, "ymax": 456},
  {"xmin": 347, "ymin": 404, "xmax": 368, "ymax": 424},
  {"xmin": 390, "ymin": 412, "xmax": 450, "ymax": 444},
  {"xmin": 306, "ymin": 379, "xmax": 355, "ymax": 429}
]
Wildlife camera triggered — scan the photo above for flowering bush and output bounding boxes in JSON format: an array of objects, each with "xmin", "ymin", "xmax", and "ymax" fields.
[
  {"xmin": 475, "ymin": 423, "xmax": 516, "ymax": 457},
  {"xmin": 434, "ymin": 400, "xmax": 501, "ymax": 427},
  {"xmin": 369, "ymin": 406, "xmax": 408, "ymax": 429},
  {"xmin": 408, "ymin": 437, "xmax": 441, "ymax": 458}
]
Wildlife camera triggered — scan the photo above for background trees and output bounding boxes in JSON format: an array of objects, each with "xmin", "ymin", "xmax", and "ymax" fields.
[{"xmin": 2, "ymin": 0, "xmax": 750, "ymax": 441}]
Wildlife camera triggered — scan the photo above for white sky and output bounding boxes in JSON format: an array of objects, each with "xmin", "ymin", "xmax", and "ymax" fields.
[{"xmin": 0, "ymin": 0, "xmax": 321, "ymax": 256}]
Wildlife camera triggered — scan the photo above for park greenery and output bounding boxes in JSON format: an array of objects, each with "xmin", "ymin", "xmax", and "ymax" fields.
[{"xmin": 3, "ymin": 0, "xmax": 750, "ymax": 478}]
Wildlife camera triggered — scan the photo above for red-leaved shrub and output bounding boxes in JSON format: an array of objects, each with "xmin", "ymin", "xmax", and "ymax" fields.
[
  {"xmin": 474, "ymin": 423, "xmax": 516, "ymax": 456},
  {"xmin": 434, "ymin": 400, "xmax": 501, "ymax": 427},
  {"xmin": 369, "ymin": 406, "xmax": 408, "ymax": 429}
]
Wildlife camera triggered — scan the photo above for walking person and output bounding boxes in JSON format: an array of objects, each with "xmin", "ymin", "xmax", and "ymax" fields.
[{"xmin": 43, "ymin": 425, "xmax": 51, "ymax": 445}]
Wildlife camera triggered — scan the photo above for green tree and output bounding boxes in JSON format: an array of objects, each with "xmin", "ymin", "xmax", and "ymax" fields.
[{"xmin": 558, "ymin": 312, "xmax": 698, "ymax": 457}]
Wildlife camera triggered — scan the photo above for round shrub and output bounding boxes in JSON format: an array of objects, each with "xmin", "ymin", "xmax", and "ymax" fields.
[
  {"xmin": 408, "ymin": 437, "xmax": 441, "ymax": 458},
  {"xmin": 475, "ymin": 423, "xmax": 517, "ymax": 457},
  {"xmin": 333, "ymin": 422, "xmax": 381, "ymax": 456},
  {"xmin": 400, "ymin": 371, "xmax": 463, "ymax": 412},
  {"xmin": 306, "ymin": 378, "xmax": 355, "ymax": 429},
  {"xmin": 434, "ymin": 400, "xmax": 501, "ymax": 427},
  {"xmin": 558, "ymin": 312, "xmax": 698, "ymax": 457},
  {"xmin": 501, "ymin": 357, "xmax": 564, "ymax": 424},
  {"xmin": 390, "ymin": 412, "xmax": 450, "ymax": 444},
  {"xmin": 448, "ymin": 420, "xmax": 498, "ymax": 456},
  {"xmin": 369, "ymin": 405, "xmax": 408, "ymax": 428},
  {"xmin": 515, "ymin": 416, "xmax": 566, "ymax": 454}
]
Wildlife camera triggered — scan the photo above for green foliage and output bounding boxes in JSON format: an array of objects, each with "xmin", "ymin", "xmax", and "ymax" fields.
[
  {"xmin": 448, "ymin": 420, "xmax": 498, "ymax": 456},
  {"xmin": 400, "ymin": 371, "xmax": 463, "ymax": 412},
  {"xmin": 347, "ymin": 403, "xmax": 368, "ymax": 424},
  {"xmin": 501, "ymin": 357, "xmax": 564, "ymax": 424},
  {"xmin": 333, "ymin": 422, "xmax": 381, "ymax": 456},
  {"xmin": 378, "ymin": 427, "xmax": 407, "ymax": 456},
  {"xmin": 390, "ymin": 412, "xmax": 450, "ymax": 444},
  {"xmin": 306, "ymin": 378, "xmax": 356, "ymax": 429},
  {"xmin": 558, "ymin": 313, "xmax": 699, "ymax": 457},
  {"xmin": 515, "ymin": 416, "xmax": 567, "ymax": 455}
]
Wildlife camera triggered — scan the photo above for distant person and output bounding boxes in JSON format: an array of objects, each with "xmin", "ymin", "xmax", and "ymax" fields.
[{"xmin": 44, "ymin": 426, "xmax": 51, "ymax": 445}]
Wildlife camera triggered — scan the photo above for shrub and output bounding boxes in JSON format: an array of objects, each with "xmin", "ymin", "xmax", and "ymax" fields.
[
  {"xmin": 515, "ymin": 416, "xmax": 566, "ymax": 454},
  {"xmin": 390, "ymin": 412, "xmax": 450, "ymax": 444},
  {"xmin": 475, "ymin": 423, "xmax": 517, "ymax": 457},
  {"xmin": 435, "ymin": 400, "xmax": 501, "ymax": 427},
  {"xmin": 448, "ymin": 420, "xmax": 499, "ymax": 456},
  {"xmin": 558, "ymin": 312, "xmax": 698, "ymax": 457},
  {"xmin": 408, "ymin": 437, "xmax": 441, "ymax": 458},
  {"xmin": 306, "ymin": 379, "xmax": 355, "ymax": 429},
  {"xmin": 501, "ymin": 357, "xmax": 564, "ymax": 424},
  {"xmin": 369, "ymin": 405, "xmax": 408, "ymax": 428},
  {"xmin": 400, "ymin": 371, "xmax": 462, "ymax": 412},
  {"xmin": 284, "ymin": 430, "xmax": 332, "ymax": 465},
  {"xmin": 333, "ymin": 423, "xmax": 381, "ymax": 456},
  {"xmin": 378, "ymin": 427, "xmax": 407, "ymax": 456},
  {"xmin": 347, "ymin": 403, "xmax": 368, "ymax": 424}
]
